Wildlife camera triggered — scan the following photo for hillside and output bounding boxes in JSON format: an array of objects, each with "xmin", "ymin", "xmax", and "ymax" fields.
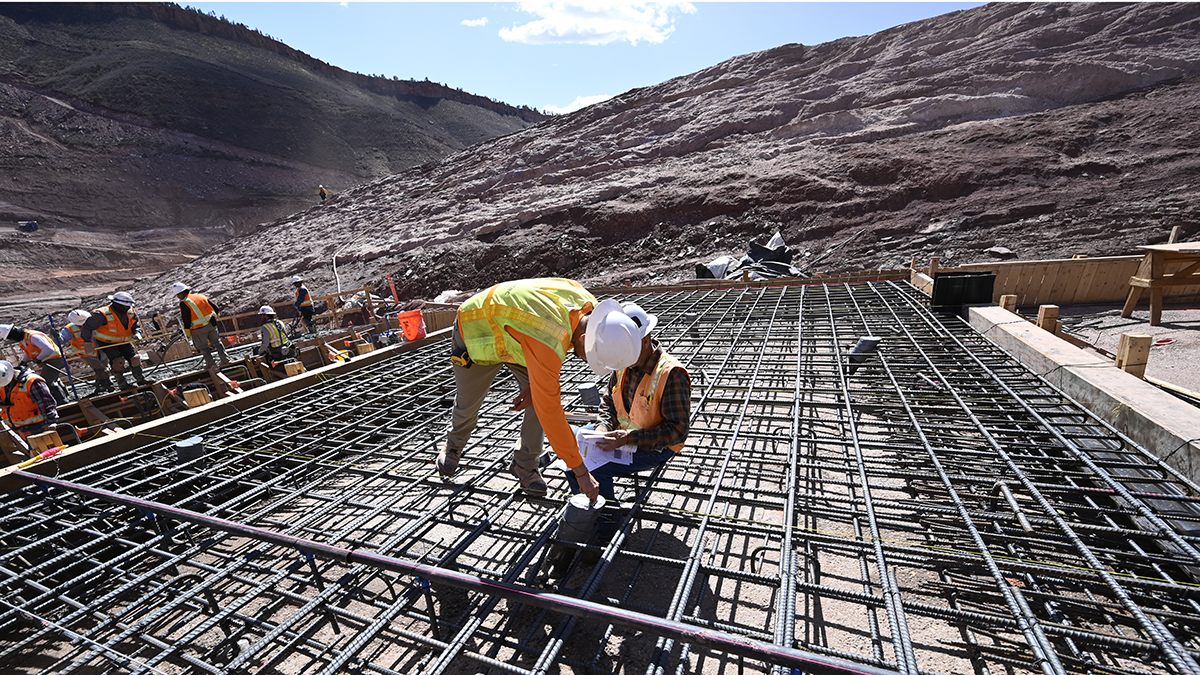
[{"xmin": 0, "ymin": 2, "xmax": 541, "ymax": 300}]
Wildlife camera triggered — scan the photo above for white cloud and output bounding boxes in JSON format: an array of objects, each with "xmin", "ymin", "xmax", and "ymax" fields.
[
  {"xmin": 500, "ymin": 1, "xmax": 695, "ymax": 46},
  {"xmin": 339, "ymin": 2, "xmax": 348, "ymax": 8},
  {"xmin": 462, "ymin": 17, "xmax": 489, "ymax": 27},
  {"xmin": 543, "ymin": 94, "xmax": 613, "ymax": 115}
]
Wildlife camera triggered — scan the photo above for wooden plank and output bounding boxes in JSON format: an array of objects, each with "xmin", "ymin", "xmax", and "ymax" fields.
[
  {"xmin": 27, "ymin": 430, "xmax": 62, "ymax": 454},
  {"xmin": 1070, "ymin": 261, "xmax": 1100, "ymax": 304},
  {"xmin": 1034, "ymin": 263, "xmax": 1062, "ymax": 306},
  {"xmin": 1037, "ymin": 305, "xmax": 1059, "ymax": 331},
  {"xmin": 1115, "ymin": 333, "xmax": 1152, "ymax": 379},
  {"xmin": 1169, "ymin": 225, "xmax": 1182, "ymax": 244},
  {"xmin": 999, "ymin": 294, "xmax": 1018, "ymax": 312}
]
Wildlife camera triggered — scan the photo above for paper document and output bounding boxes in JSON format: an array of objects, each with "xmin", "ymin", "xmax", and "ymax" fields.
[{"xmin": 576, "ymin": 428, "xmax": 634, "ymax": 472}]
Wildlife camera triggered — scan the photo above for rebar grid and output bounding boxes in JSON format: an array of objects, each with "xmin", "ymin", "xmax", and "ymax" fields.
[{"xmin": 2, "ymin": 281, "xmax": 1199, "ymax": 675}]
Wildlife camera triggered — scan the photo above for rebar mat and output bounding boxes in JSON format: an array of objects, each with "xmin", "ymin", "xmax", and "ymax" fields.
[{"xmin": 2, "ymin": 281, "xmax": 1198, "ymax": 675}]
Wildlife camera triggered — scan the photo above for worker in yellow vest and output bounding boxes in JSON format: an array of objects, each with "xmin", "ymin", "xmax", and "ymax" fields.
[
  {"xmin": 0, "ymin": 361, "xmax": 58, "ymax": 439},
  {"xmin": 171, "ymin": 282, "xmax": 230, "ymax": 370},
  {"xmin": 60, "ymin": 309, "xmax": 112, "ymax": 395},
  {"xmin": 1, "ymin": 324, "xmax": 68, "ymax": 404},
  {"xmin": 560, "ymin": 302, "xmax": 691, "ymax": 565},
  {"xmin": 438, "ymin": 278, "xmax": 642, "ymax": 500},
  {"xmin": 81, "ymin": 291, "xmax": 148, "ymax": 390},
  {"xmin": 257, "ymin": 305, "xmax": 295, "ymax": 372}
]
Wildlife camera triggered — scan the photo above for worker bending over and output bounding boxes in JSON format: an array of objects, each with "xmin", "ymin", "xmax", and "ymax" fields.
[
  {"xmin": 1, "ymin": 324, "xmax": 69, "ymax": 404},
  {"xmin": 0, "ymin": 361, "xmax": 58, "ymax": 439},
  {"xmin": 292, "ymin": 276, "xmax": 316, "ymax": 334},
  {"xmin": 171, "ymin": 282, "xmax": 230, "ymax": 370},
  {"xmin": 60, "ymin": 309, "xmax": 112, "ymax": 395},
  {"xmin": 81, "ymin": 292, "xmax": 149, "ymax": 390},
  {"xmin": 438, "ymin": 278, "xmax": 642, "ymax": 500},
  {"xmin": 257, "ymin": 306, "xmax": 294, "ymax": 372},
  {"xmin": 563, "ymin": 301, "xmax": 691, "ymax": 551}
]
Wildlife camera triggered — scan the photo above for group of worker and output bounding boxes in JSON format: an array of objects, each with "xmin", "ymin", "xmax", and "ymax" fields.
[
  {"xmin": 1, "ymin": 275, "xmax": 319, "ymax": 441},
  {"xmin": 438, "ymin": 278, "xmax": 692, "ymax": 569}
]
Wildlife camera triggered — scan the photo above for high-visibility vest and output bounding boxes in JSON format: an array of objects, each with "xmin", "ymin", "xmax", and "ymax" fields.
[
  {"xmin": 296, "ymin": 287, "xmax": 313, "ymax": 309},
  {"xmin": 263, "ymin": 320, "xmax": 289, "ymax": 349},
  {"xmin": 2, "ymin": 372, "xmax": 47, "ymax": 429},
  {"xmin": 612, "ymin": 350, "xmax": 689, "ymax": 453},
  {"xmin": 19, "ymin": 330, "xmax": 61, "ymax": 361},
  {"xmin": 92, "ymin": 305, "xmax": 137, "ymax": 344},
  {"xmin": 458, "ymin": 279, "xmax": 596, "ymax": 366},
  {"xmin": 183, "ymin": 293, "xmax": 217, "ymax": 328}
]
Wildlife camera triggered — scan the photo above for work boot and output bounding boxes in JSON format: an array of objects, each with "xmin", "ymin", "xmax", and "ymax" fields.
[
  {"xmin": 114, "ymin": 371, "xmax": 132, "ymax": 390},
  {"xmin": 510, "ymin": 463, "xmax": 548, "ymax": 497},
  {"xmin": 50, "ymin": 382, "xmax": 67, "ymax": 405},
  {"xmin": 131, "ymin": 366, "xmax": 150, "ymax": 386},
  {"xmin": 436, "ymin": 444, "xmax": 461, "ymax": 477},
  {"xmin": 92, "ymin": 375, "xmax": 115, "ymax": 395}
]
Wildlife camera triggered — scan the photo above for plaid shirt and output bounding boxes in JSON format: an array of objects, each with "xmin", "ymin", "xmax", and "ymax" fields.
[{"xmin": 601, "ymin": 341, "xmax": 690, "ymax": 451}]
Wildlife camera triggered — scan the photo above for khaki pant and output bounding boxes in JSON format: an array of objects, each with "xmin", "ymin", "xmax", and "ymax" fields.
[
  {"xmin": 446, "ymin": 325, "xmax": 544, "ymax": 471},
  {"xmin": 191, "ymin": 322, "xmax": 229, "ymax": 368}
]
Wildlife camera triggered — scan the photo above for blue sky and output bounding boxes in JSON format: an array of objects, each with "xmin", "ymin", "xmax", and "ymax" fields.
[{"xmin": 189, "ymin": 2, "xmax": 982, "ymax": 114}]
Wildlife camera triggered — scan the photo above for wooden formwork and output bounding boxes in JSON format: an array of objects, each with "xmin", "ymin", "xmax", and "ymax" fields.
[{"xmin": 911, "ymin": 255, "xmax": 1200, "ymax": 306}]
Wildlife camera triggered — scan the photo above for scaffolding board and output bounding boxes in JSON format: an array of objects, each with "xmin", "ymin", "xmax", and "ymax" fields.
[{"xmin": 2, "ymin": 281, "xmax": 1198, "ymax": 675}]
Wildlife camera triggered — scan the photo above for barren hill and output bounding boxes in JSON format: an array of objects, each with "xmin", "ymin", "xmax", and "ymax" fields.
[
  {"xmin": 18, "ymin": 3, "xmax": 1200, "ymax": 326},
  {"xmin": 0, "ymin": 2, "xmax": 541, "ymax": 301}
]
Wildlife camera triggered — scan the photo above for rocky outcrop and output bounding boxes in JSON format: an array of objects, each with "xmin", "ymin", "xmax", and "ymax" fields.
[{"xmin": 15, "ymin": 3, "xmax": 1200, "ymax": 325}]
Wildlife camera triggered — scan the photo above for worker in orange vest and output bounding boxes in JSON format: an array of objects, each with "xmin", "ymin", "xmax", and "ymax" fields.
[
  {"xmin": 81, "ymin": 291, "xmax": 148, "ymax": 390},
  {"xmin": 1, "ymin": 324, "xmax": 68, "ymax": 404},
  {"xmin": 0, "ymin": 361, "xmax": 58, "ymax": 439},
  {"xmin": 291, "ymin": 275, "xmax": 316, "ymax": 334},
  {"xmin": 171, "ymin": 282, "xmax": 230, "ymax": 370},
  {"xmin": 60, "ymin": 309, "xmax": 112, "ymax": 395}
]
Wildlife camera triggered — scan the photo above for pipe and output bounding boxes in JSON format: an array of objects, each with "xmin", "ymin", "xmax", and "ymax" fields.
[{"xmin": 13, "ymin": 470, "xmax": 899, "ymax": 675}]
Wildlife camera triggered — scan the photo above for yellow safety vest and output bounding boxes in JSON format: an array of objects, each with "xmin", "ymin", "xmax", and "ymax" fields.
[
  {"xmin": 613, "ymin": 350, "xmax": 688, "ymax": 453},
  {"xmin": 458, "ymin": 279, "xmax": 596, "ymax": 366},
  {"xmin": 263, "ymin": 320, "xmax": 289, "ymax": 349}
]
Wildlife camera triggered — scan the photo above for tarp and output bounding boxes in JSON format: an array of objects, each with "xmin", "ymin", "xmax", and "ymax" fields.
[{"xmin": 696, "ymin": 231, "xmax": 806, "ymax": 281}]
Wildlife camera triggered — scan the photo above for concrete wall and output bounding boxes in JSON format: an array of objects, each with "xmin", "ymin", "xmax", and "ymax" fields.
[{"xmin": 969, "ymin": 306, "xmax": 1200, "ymax": 485}]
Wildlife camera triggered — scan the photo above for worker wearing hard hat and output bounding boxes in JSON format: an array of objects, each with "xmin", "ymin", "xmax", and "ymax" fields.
[
  {"xmin": 562, "ymin": 301, "xmax": 691, "ymax": 555},
  {"xmin": 60, "ymin": 309, "xmax": 112, "ymax": 395},
  {"xmin": 437, "ymin": 278, "xmax": 641, "ymax": 501},
  {"xmin": 318, "ymin": 185, "xmax": 328, "ymax": 203},
  {"xmin": 0, "ymin": 324, "xmax": 69, "ymax": 404},
  {"xmin": 80, "ymin": 291, "xmax": 149, "ymax": 390},
  {"xmin": 257, "ymin": 305, "xmax": 294, "ymax": 372},
  {"xmin": 171, "ymin": 282, "xmax": 230, "ymax": 370},
  {"xmin": 291, "ymin": 276, "xmax": 316, "ymax": 334},
  {"xmin": 0, "ymin": 361, "xmax": 59, "ymax": 439}
]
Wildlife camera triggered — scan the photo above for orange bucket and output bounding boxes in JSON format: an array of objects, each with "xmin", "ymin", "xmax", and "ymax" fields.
[{"xmin": 397, "ymin": 309, "xmax": 426, "ymax": 341}]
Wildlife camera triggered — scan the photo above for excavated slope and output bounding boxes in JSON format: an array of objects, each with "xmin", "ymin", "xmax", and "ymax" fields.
[{"xmin": 37, "ymin": 4, "xmax": 1200, "ymax": 320}]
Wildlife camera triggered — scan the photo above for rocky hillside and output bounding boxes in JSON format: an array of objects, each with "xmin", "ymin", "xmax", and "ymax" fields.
[
  {"xmin": 0, "ymin": 2, "xmax": 541, "ymax": 300},
  {"xmin": 18, "ymin": 3, "xmax": 1200, "ymax": 326}
]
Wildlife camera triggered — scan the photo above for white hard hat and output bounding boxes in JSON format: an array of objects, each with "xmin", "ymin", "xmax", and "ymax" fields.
[
  {"xmin": 583, "ymin": 299, "xmax": 641, "ymax": 377},
  {"xmin": 258, "ymin": 305, "xmax": 276, "ymax": 315},
  {"xmin": 0, "ymin": 361, "xmax": 12, "ymax": 387},
  {"xmin": 68, "ymin": 309, "xmax": 90, "ymax": 326},
  {"xmin": 170, "ymin": 282, "xmax": 189, "ymax": 295},
  {"xmin": 111, "ymin": 291, "xmax": 135, "ymax": 306},
  {"xmin": 0, "ymin": 324, "xmax": 10, "ymax": 340},
  {"xmin": 291, "ymin": 275, "xmax": 303, "ymax": 284},
  {"xmin": 621, "ymin": 302, "xmax": 657, "ymax": 338}
]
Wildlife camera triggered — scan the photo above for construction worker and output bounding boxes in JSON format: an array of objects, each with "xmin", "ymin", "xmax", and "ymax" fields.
[
  {"xmin": 60, "ymin": 309, "xmax": 112, "ymax": 395},
  {"xmin": 318, "ymin": 185, "xmax": 328, "ymax": 203},
  {"xmin": 81, "ymin": 291, "xmax": 149, "ymax": 390},
  {"xmin": 1, "ymin": 324, "xmax": 68, "ymax": 404},
  {"xmin": 0, "ymin": 361, "xmax": 58, "ymax": 439},
  {"xmin": 257, "ymin": 306, "xmax": 293, "ymax": 372},
  {"xmin": 171, "ymin": 282, "xmax": 230, "ymax": 370},
  {"xmin": 562, "ymin": 302, "xmax": 691, "ymax": 556},
  {"xmin": 438, "ymin": 278, "xmax": 642, "ymax": 500},
  {"xmin": 292, "ymin": 275, "xmax": 316, "ymax": 334}
]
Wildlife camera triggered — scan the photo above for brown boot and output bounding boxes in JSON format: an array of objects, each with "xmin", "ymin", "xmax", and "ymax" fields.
[
  {"xmin": 510, "ymin": 463, "xmax": 547, "ymax": 497},
  {"xmin": 436, "ymin": 444, "xmax": 461, "ymax": 477}
]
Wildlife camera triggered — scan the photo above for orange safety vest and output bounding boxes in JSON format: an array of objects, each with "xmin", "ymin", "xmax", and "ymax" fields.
[
  {"xmin": 63, "ymin": 324, "xmax": 86, "ymax": 353},
  {"xmin": 183, "ymin": 293, "xmax": 217, "ymax": 328},
  {"xmin": 92, "ymin": 305, "xmax": 137, "ymax": 344},
  {"xmin": 19, "ymin": 330, "xmax": 61, "ymax": 361},
  {"xmin": 612, "ymin": 350, "xmax": 689, "ymax": 453},
  {"xmin": 2, "ymin": 372, "xmax": 47, "ymax": 430},
  {"xmin": 296, "ymin": 286, "xmax": 313, "ymax": 309}
]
